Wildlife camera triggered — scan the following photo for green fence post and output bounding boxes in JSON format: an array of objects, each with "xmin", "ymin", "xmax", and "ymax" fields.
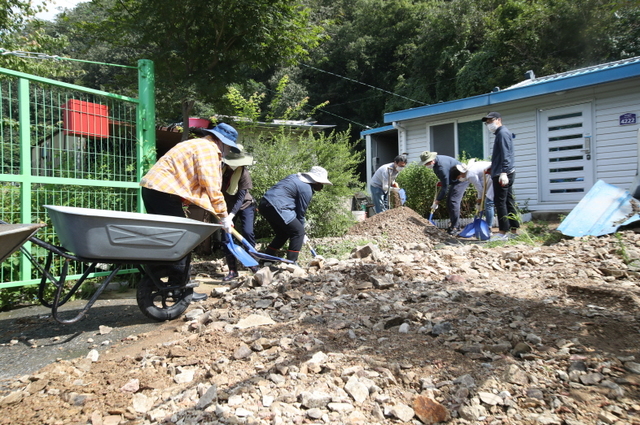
[
  {"xmin": 18, "ymin": 77, "xmax": 33, "ymax": 280},
  {"xmin": 137, "ymin": 59, "xmax": 156, "ymax": 213}
]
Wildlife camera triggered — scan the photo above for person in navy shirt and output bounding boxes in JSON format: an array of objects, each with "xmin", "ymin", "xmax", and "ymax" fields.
[
  {"xmin": 420, "ymin": 151, "xmax": 465, "ymax": 236},
  {"xmin": 259, "ymin": 166, "xmax": 332, "ymax": 264}
]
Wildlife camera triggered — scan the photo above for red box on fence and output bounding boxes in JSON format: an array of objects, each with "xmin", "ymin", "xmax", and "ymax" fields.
[{"xmin": 62, "ymin": 100, "xmax": 110, "ymax": 138}]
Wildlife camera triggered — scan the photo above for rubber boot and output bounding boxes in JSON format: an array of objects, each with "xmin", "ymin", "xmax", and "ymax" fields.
[
  {"xmin": 265, "ymin": 246, "xmax": 279, "ymax": 257},
  {"xmin": 286, "ymin": 250, "xmax": 300, "ymax": 266}
]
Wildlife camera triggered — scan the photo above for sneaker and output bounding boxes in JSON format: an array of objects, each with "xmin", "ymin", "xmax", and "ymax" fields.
[
  {"xmin": 222, "ymin": 270, "xmax": 239, "ymax": 282},
  {"xmin": 446, "ymin": 228, "xmax": 460, "ymax": 236},
  {"xmin": 489, "ymin": 233, "xmax": 508, "ymax": 242}
]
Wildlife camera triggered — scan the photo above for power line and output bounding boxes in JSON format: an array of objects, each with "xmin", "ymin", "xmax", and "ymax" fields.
[{"xmin": 301, "ymin": 63, "xmax": 427, "ymax": 106}]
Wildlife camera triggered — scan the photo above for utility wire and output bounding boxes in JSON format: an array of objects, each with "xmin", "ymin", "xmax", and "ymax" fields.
[
  {"xmin": 301, "ymin": 63, "xmax": 427, "ymax": 106},
  {"xmin": 0, "ymin": 49, "xmax": 137, "ymax": 69}
]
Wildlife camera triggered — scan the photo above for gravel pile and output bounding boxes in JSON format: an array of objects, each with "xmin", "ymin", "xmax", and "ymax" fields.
[{"xmin": 1, "ymin": 208, "xmax": 640, "ymax": 424}]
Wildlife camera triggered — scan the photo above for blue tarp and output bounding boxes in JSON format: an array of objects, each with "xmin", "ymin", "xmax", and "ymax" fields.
[{"xmin": 557, "ymin": 180, "xmax": 640, "ymax": 237}]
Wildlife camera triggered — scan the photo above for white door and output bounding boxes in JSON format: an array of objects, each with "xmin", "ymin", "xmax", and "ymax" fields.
[{"xmin": 539, "ymin": 103, "xmax": 594, "ymax": 202}]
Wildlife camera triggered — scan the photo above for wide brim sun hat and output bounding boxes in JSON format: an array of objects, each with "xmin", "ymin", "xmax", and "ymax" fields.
[{"xmin": 297, "ymin": 166, "xmax": 332, "ymax": 185}]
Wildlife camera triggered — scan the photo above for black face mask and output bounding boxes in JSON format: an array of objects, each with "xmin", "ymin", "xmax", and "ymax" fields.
[{"xmin": 312, "ymin": 183, "xmax": 324, "ymax": 192}]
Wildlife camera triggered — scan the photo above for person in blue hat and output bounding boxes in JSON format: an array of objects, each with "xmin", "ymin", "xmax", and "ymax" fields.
[{"xmin": 140, "ymin": 122, "xmax": 240, "ymax": 301}]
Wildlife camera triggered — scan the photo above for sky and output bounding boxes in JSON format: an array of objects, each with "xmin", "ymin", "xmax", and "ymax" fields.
[{"xmin": 34, "ymin": 0, "xmax": 87, "ymax": 21}]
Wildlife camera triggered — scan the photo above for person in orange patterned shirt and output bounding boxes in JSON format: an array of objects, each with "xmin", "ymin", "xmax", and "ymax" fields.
[{"xmin": 140, "ymin": 123, "xmax": 239, "ymax": 300}]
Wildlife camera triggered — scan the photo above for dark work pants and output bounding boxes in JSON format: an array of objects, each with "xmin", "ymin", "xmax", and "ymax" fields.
[
  {"xmin": 492, "ymin": 171, "xmax": 520, "ymax": 232},
  {"xmin": 259, "ymin": 199, "xmax": 304, "ymax": 262},
  {"xmin": 224, "ymin": 204, "xmax": 256, "ymax": 271},
  {"xmin": 446, "ymin": 180, "xmax": 469, "ymax": 230},
  {"xmin": 141, "ymin": 187, "xmax": 189, "ymax": 280}
]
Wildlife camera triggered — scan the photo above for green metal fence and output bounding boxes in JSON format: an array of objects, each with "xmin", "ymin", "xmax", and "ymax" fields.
[{"xmin": 0, "ymin": 59, "xmax": 155, "ymax": 288}]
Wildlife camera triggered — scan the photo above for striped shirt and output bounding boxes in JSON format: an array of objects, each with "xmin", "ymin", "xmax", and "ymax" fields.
[{"xmin": 140, "ymin": 138, "xmax": 228, "ymax": 217}]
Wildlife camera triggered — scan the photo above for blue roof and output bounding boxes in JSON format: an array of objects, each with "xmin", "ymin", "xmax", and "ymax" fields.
[
  {"xmin": 384, "ymin": 57, "xmax": 640, "ymax": 123},
  {"xmin": 360, "ymin": 124, "xmax": 395, "ymax": 137}
]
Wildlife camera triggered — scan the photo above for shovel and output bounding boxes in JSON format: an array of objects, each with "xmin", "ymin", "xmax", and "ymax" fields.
[
  {"xmin": 459, "ymin": 174, "xmax": 491, "ymax": 240},
  {"xmin": 428, "ymin": 182, "xmax": 442, "ymax": 226},
  {"xmin": 210, "ymin": 211, "xmax": 294, "ymax": 264}
]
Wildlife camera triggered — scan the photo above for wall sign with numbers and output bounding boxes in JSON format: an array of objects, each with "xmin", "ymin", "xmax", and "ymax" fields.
[{"xmin": 620, "ymin": 113, "xmax": 637, "ymax": 125}]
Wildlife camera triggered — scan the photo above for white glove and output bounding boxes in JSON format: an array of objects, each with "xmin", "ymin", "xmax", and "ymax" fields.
[
  {"xmin": 303, "ymin": 235, "xmax": 310, "ymax": 244},
  {"xmin": 228, "ymin": 212, "xmax": 235, "ymax": 221},
  {"xmin": 222, "ymin": 216, "xmax": 234, "ymax": 232},
  {"xmin": 430, "ymin": 202, "xmax": 439, "ymax": 211},
  {"xmin": 499, "ymin": 173, "xmax": 508, "ymax": 187},
  {"xmin": 382, "ymin": 184, "xmax": 389, "ymax": 192}
]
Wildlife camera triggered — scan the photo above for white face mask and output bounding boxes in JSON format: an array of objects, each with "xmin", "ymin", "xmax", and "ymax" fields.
[
  {"xmin": 395, "ymin": 165, "xmax": 404, "ymax": 171},
  {"xmin": 487, "ymin": 122, "xmax": 498, "ymax": 134},
  {"xmin": 425, "ymin": 163, "xmax": 434, "ymax": 169}
]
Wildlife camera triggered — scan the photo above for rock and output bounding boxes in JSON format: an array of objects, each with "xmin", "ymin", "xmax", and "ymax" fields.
[
  {"xmin": 132, "ymin": 393, "xmax": 154, "ymax": 413},
  {"xmin": 624, "ymin": 361, "xmax": 640, "ymax": 374},
  {"xmin": 196, "ymin": 384, "xmax": 217, "ymax": 409},
  {"xmin": 87, "ymin": 349, "xmax": 100, "ymax": 362},
  {"xmin": 413, "ymin": 395, "xmax": 450, "ymax": 424},
  {"xmin": 387, "ymin": 402, "xmax": 415, "ymax": 422},
  {"xmin": 98, "ymin": 325, "xmax": 112, "ymax": 335},
  {"xmin": 431, "ymin": 321, "xmax": 452, "ymax": 335},
  {"xmin": 120, "ymin": 378, "xmax": 139, "ymax": 393},
  {"xmin": 344, "ymin": 376, "xmax": 369, "ymax": 404},
  {"xmin": 0, "ymin": 391, "xmax": 24, "ymax": 405},
  {"xmin": 235, "ymin": 314, "xmax": 276, "ymax": 329},
  {"xmin": 174, "ymin": 368, "xmax": 195, "ymax": 384},
  {"xmin": 233, "ymin": 343, "xmax": 253, "ymax": 360},
  {"xmin": 299, "ymin": 391, "xmax": 332, "ymax": 409},
  {"xmin": 458, "ymin": 403, "xmax": 487, "ymax": 421},
  {"xmin": 478, "ymin": 391, "xmax": 503, "ymax": 405},
  {"xmin": 504, "ymin": 364, "xmax": 529, "ymax": 385}
]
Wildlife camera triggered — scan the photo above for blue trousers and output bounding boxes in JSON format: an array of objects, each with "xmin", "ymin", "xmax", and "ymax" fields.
[{"xmin": 370, "ymin": 185, "xmax": 387, "ymax": 215}]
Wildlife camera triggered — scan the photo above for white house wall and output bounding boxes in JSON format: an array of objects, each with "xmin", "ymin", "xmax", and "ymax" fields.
[{"xmin": 398, "ymin": 76, "xmax": 640, "ymax": 213}]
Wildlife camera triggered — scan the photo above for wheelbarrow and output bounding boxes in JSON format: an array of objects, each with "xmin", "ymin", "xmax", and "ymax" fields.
[{"xmin": 0, "ymin": 205, "xmax": 224, "ymax": 324}]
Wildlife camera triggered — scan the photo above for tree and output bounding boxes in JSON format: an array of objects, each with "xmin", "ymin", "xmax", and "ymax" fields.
[
  {"xmin": 0, "ymin": 0, "xmax": 71, "ymax": 77},
  {"xmin": 82, "ymin": 0, "xmax": 324, "ymax": 129}
]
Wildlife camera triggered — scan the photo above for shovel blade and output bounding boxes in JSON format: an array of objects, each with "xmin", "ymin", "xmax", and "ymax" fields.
[
  {"xmin": 557, "ymin": 180, "xmax": 640, "ymax": 237},
  {"xmin": 231, "ymin": 229, "xmax": 294, "ymax": 263},
  {"xmin": 474, "ymin": 218, "xmax": 491, "ymax": 241},
  {"xmin": 458, "ymin": 222, "xmax": 475, "ymax": 238},
  {"xmin": 225, "ymin": 233, "xmax": 259, "ymax": 267}
]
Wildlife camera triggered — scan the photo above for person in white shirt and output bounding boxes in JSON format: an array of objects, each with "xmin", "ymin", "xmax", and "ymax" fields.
[
  {"xmin": 369, "ymin": 154, "xmax": 407, "ymax": 215},
  {"xmin": 456, "ymin": 159, "xmax": 494, "ymax": 227}
]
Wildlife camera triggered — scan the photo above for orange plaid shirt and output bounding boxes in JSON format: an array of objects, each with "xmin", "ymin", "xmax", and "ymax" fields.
[{"xmin": 140, "ymin": 138, "xmax": 228, "ymax": 217}]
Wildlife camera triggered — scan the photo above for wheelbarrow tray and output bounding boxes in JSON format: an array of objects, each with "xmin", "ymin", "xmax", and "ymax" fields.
[
  {"xmin": 45, "ymin": 205, "xmax": 221, "ymax": 261},
  {"xmin": 0, "ymin": 223, "xmax": 46, "ymax": 263}
]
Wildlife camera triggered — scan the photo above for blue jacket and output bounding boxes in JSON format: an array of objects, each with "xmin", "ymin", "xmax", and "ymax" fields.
[
  {"xmin": 490, "ymin": 125, "xmax": 516, "ymax": 177},
  {"xmin": 262, "ymin": 174, "xmax": 313, "ymax": 225},
  {"xmin": 433, "ymin": 155, "xmax": 462, "ymax": 202}
]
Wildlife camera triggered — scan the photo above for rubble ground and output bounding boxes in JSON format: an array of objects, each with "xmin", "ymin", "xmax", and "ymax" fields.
[{"xmin": 1, "ymin": 206, "xmax": 640, "ymax": 425}]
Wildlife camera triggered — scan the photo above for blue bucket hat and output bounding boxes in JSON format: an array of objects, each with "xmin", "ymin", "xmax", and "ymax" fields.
[{"xmin": 202, "ymin": 123, "xmax": 238, "ymax": 149}]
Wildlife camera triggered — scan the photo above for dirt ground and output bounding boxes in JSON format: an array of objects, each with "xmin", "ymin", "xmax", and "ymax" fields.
[{"xmin": 1, "ymin": 206, "xmax": 639, "ymax": 424}]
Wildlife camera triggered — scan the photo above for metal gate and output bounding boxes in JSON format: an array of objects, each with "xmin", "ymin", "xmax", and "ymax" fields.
[{"xmin": 0, "ymin": 59, "xmax": 156, "ymax": 288}]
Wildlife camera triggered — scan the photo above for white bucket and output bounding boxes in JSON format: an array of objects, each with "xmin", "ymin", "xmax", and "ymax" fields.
[{"xmin": 352, "ymin": 211, "xmax": 366, "ymax": 222}]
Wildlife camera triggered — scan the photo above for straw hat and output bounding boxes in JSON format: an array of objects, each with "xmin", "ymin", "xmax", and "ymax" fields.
[
  {"xmin": 297, "ymin": 166, "xmax": 332, "ymax": 185},
  {"xmin": 223, "ymin": 144, "xmax": 253, "ymax": 167}
]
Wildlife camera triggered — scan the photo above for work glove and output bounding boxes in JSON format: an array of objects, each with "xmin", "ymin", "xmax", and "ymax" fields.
[
  {"xmin": 382, "ymin": 184, "xmax": 389, "ymax": 192},
  {"xmin": 499, "ymin": 173, "xmax": 508, "ymax": 187},
  {"xmin": 303, "ymin": 235, "xmax": 310, "ymax": 244},
  {"xmin": 228, "ymin": 212, "xmax": 235, "ymax": 221},
  {"xmin": 221, "ymin": 216, "xmax": 234, "ymax": 232},
  {"xmin": 430, "ymin": 202, "xmax": 439, "ymax": 212}
]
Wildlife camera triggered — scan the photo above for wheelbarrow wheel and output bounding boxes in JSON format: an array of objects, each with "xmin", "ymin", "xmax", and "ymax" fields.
[{"xmin": 136, "ymin": 275, "xmax": 193, "ymax": 321}]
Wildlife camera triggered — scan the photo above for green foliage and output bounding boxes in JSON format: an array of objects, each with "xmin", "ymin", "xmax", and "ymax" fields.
[{"xmin": 247, "ymin": 127, "xmax": 364, "ymax": 238}]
